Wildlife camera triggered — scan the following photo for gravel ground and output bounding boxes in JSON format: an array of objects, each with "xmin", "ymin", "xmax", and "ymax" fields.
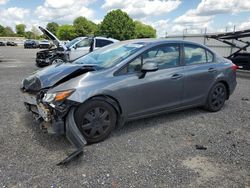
[{"xmin": 0, "ymin": 46, "xmax": 249, "ymax": 188}]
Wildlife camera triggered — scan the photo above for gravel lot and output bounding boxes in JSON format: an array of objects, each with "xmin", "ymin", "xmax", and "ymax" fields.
[{"xmin": 0, "ymin": 46, "xmax": 249, "ymax": 187}]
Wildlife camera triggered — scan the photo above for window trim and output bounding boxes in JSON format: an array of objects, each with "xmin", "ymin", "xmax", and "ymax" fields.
[{"xmin": 114, "ymin": 43, "xmax": 181, "ymax": 76}]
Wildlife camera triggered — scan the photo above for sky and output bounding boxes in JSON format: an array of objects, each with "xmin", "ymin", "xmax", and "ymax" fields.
[{"xmin": 0, "ymin": 0, "xmax": 250, "ymax": 37}]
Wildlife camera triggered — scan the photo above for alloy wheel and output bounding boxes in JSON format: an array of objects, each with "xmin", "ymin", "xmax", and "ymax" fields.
[
  {"xmin": 81, "ymin": 107, "xmax": 111, "ymax": 138},
  {"xmin": 52, "ymin": 58, "xmax": 63, "ymax": 64},
  {"xmin": 211, "ymin": 85, "xmax": 226, "ymax": 109}
]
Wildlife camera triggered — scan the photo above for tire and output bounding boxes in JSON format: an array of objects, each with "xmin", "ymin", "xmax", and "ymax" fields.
[
  {"xmin": 74, "ymin": 99, "xmax": 117, "ymax": 144},
  {"xmin": 51, "ymin": 57, "xmax": 64, "ymax": 65},
  {"xmin": 205, "ymin": 82, "xmax": 227, "ymax": 112}
]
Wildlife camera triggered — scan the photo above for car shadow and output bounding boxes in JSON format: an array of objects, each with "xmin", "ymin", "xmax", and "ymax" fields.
[{"xmin": 113, "ymin": 106, "xmax": 212, "ymax": 137}]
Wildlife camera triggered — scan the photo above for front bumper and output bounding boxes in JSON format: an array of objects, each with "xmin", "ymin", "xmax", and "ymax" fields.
[
  {"xmin": 36, "ymin": 58, "xmax": 50, "ymax": 67},
  {"xmin": 23, "ymin": 92, "xmax": 65, "ymax": 135},
  {"xmin": 23, "ymin": 92, "xmax": 87, "ymax": 165}
]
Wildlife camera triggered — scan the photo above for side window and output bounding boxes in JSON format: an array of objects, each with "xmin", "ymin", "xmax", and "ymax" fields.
[
  {"xmin": 206, "ymin": 50, "xmax": 214, "ymax": 62},
  {"xmin": 96, "ymin": 39, "xmax": 113, "ymax": 47},
  {"xmin": 184, "ymin": 44, "xmax": 207, "ymax": 65},
  {"xmin": 76, "ymin": 39, "xmax": 91, "ymax": 48},
  {"xmin": 117, "ymin": 44, "xmax": 180, "ymax": 75},
  {"xmin": 128, "ymin": 57, "xmax": 142, "ymax": 73},
  {"xmin": 143, "ymin": 44, "xmax": 180, "ymax": 69}
]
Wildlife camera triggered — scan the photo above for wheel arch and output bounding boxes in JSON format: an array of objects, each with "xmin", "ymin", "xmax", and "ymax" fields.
[{"xmin": 88, "ymin": 94, "xmax": 123, "ymax": 115}]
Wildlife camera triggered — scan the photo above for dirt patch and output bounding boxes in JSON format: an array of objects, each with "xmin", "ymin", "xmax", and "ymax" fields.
[{"xmin": 182, "ymin": 156, "xmax": 220, "ymax": 185}]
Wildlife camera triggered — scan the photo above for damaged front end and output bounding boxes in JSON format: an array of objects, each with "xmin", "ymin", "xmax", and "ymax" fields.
[
  {"xmin": 21, "ymin": 87, "xmax": 87, "ymax": 165},
  {"xmin": 20, "ymin": 64, "xmax": 98, "ymax": 165}
]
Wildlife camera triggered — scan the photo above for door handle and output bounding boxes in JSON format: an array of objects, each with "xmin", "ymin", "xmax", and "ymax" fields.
[
  {"xmin": 208, "ymin": 68, "xmax": 217, "ymax": 73},
  {"xmin": 171, "ymin": 74, "xmax": 183, "ymax": 79}
]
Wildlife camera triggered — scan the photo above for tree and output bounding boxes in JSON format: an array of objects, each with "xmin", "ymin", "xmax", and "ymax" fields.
[
  {"xmin": 0, "ymin": 25, "xmax": 5, "ymax": 36},
  {"xmin": 73, "ymin": 16, "xmax": 98, "ymax": 36},
  {"xmin": 4, "ymin": 27, "xmax": 15, "ymax": 36},
  {"xmin": 16, "ymin": 24, "xmax": 26, "ymax": 36},
  {"xmin": 99, "ymin": 9, "xmax": 135, "ymax": 40},
  {"xmin": 134, "ymin": 21, "xmax": 156, "ymax": 38},
  {"xmin": 24, "ymin": 31, "xmax": 34, "ymax": 39},
  {"xmin": 56, "ymin": 25, "xmax": 77, "ymax": 40},
  {"xmin": 46, "ymin": 22, "xmax": 59, "ymax": 35}
]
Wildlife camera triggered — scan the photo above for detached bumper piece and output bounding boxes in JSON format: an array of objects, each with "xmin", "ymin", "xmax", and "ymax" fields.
[
  {"xmin": 57, "ymin": 108, "xmax": 87, "ymax": 165},
  {"xmin": 23, "ymin": 92, "xmax": 87, "ymax": 165}
]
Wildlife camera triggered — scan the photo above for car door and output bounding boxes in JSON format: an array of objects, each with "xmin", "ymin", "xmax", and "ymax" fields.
[
  {"xmin": 182, "ymin": 43, "xmax": 217, "ymax": 106},
  {"xmin": 69, "ymin": 38, "xmax": 92, "ymax": 61},
  {"xmin": 115, "ymin": 43, "xmax": 184, "ymax": 118}
]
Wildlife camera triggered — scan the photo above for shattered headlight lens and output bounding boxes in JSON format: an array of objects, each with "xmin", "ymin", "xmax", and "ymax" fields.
[
  {"xmin": 43, "ymin": 93, "xmax": 56, "ymax": 103},
  {"xmin": 43, "ymin": 89, "xmax": 75, "ymax": 103}
]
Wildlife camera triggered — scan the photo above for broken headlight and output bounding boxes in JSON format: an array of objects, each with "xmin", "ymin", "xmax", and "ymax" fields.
[{"xmin": 43, "ymin": 89, "xmax": 75, "ymax": 103}]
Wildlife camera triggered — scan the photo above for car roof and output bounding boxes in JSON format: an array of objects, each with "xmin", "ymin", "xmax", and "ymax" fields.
[
  {"xmin": 94, "ymin": 36, "xmax": 119, "ymax": 42},
  {"xmin": 118, "ymin": 38, "xmax": 212, "ymax": 50}
]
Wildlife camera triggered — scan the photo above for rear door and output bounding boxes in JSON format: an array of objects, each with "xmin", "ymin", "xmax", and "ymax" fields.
[
  {"xmin": 182, "ymin": 43, "xmax": 217, "ymax": 106},
  {"xmin": 115, "ymin": 43, "xmax": 184, "ymax": 118}
]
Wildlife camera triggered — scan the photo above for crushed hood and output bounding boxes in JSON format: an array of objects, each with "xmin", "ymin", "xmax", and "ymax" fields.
[
  {"xmin": 22, "ymin": 63, "xmax": 97, "ymax": 92},
  {"xmin": 39, "ymin": 26, "xmax": 67, "ymax": 50}
]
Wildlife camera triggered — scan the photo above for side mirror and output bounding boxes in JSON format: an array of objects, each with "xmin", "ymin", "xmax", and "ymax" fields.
[
  {"xmin": 141, "ymin": 62, "xmax": 158, "ymax": 72},
  {"xmin": 139, "ymin": 62, "xmax": 158, "ymax": 79}
]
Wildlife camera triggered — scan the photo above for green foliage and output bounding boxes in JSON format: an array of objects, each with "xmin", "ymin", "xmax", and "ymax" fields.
[
  {"xmin": 0, "ymin": 25, "xmax": 5, "ymax": 36},
  {"xmin": 134, "ymin": 21, "xmax": 156, "ymax": 38},
  {"xmin": 73, "ymin": 16, "xmax": 98, "ymax": 36},
  {"xmin": 56, "ymin": 25, "xmax": 77, "ymax": 40},
  {"xmin": 46, "ymin": 22, "xmax": 59, "ymax": 35},
  {"xmin": 15, "ymin": 24, "xmax": 26, "ymax": 36},
  {"xmin": 98, "ymin": 9, "xmax": 136, "ymax": 40},
  {"xmin": 0, "ymin": 10, "xmax": 158, "ymax": 39},
  {"xmin": 3, "ymin": 27, "xmax": 15, "ymax": 36}
]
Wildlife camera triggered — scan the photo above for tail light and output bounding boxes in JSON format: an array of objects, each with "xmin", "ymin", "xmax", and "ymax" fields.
[{"xmin": 231, "ymin": 64, "xmax": 239, "ymax": 71}]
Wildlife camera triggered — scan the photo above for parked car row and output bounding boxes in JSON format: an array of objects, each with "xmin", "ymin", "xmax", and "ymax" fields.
[
  {"xmin": 24, "ymin": 39, "xmax": 52, "ymax": 49},
  {"xmin": 0, "ymin": 41, "xmax": 18, "ymax": 46}
]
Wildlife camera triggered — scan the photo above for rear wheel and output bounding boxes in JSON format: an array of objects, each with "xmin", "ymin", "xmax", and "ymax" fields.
[
  {"xmin": 74, "ymin": 100, "xmax": 117, "ymax": 144},
  {"xmin": 205, "ymin": 82, "xmax": 227, "ymax": 112}
]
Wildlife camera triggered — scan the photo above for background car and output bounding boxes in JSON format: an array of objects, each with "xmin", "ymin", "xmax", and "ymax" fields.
[
  {"xmin": 22, "ymin": 39, "xmax": 237, "ymax": 149},
  {"xmin": 24, "ymin": 40, "xmax": 39, "ymax": 48},
  {"xmin": 6, "ymin": 41, "xmax": 17, "ymax": 46},
  {"xmin": 0, "ymin": 41, "xmax": 6, "ymax": 46},
  {"xmin": 39, "ymin": 40, "xmax": 51, "ymax": 49},
  {"xmin": 36, "ymin": 26, "xmax": 119, "ymax": 67}
]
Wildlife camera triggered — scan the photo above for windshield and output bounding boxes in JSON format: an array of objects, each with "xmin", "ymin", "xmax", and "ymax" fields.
[
  {"xmin": 65, "ymin": 38, "xmax": 83, "ymax": 48},
  {"xmin": 73, "ymin": 42, "xmax": 145, "ymax": 68}
]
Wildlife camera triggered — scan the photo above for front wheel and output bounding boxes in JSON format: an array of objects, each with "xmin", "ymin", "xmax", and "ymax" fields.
[
  {"xmin": 51, "ymin": 57, "xmax": 64, "ymax": 65},
  {"xmin": 74, "ymin": 100, "xmax": 117, "ymax": 144},
  {"xmin": 205, "ymin": 82, "xmax": 227, "ymax": 112}
]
